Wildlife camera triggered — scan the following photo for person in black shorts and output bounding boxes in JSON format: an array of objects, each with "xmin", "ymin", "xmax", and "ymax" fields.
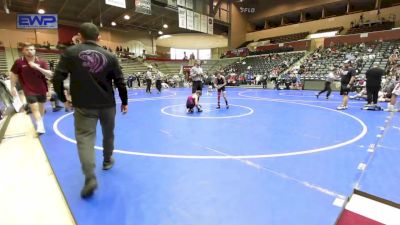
[
  {"xmin": 190, "ymin": 60, "xmax": 203, "ymax": 95},
  {"xmin": 145, "ymin": 68, "xmax": 152, "ymax": 94},
  {"xmin": 337, "ymin": 60, "xmax": 356, "ymax": 110},
  {"xmin": 364, "ymin": 63, "xmax": 384, "ymax": 109},
  {"xmin": 214, "ymin": 71, "xmax": 229, "ymax": 109},
  {"xmin": 10, "ymin": 43, "xmax": 53, "ymax": 134}
]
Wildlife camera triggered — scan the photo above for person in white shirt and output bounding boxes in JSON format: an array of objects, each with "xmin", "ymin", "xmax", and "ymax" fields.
[
  {"xmin": 190, "ymin": 60, "xmax": 204, "ymax": 97},
  {"xmin": 155, "ymin": 71, "xmax": 162, "ymax": 94},
  {"xmin": 145, "ymin": 68, "xmax": 152, "ymax": 94}
]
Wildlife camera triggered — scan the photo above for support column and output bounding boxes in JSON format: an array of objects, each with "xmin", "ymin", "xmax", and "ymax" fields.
[
  {"xmin": 375, "ymin": 0, "xmax": 381, "ymax": 10},
  {"xmin": 264, "ymin": 19, "xmax": 269, "ymax": 29},
  {"xmin": 300, "ymin": 12, "xmax": 305, "ymax": 22}
]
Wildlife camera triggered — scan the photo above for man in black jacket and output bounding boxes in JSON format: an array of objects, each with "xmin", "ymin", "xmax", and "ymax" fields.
[
  {"xmin": 364, "ymin": 63, "xmax": 384, "ymax": 109},
  {"xmin": 53, "ymin": 23, "xmax": 128, "ymax": 198}
]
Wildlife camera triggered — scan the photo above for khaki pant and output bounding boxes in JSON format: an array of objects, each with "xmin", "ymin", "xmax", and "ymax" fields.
[{"xmin": 74, "ymin": 107, "xmax": 116, "ymax": 178}]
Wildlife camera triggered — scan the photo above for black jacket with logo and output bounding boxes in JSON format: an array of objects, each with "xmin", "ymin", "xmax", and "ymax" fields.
[{"xmin": 53, "ymin": 41, "xmax": 128, "ymax": 108}]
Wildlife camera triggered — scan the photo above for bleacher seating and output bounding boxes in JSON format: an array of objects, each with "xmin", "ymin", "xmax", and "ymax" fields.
[
  {"xmin": 223, "ymin": 52, "xmax": 304, "ymax": 76},
  {"xmin": 299, "ymin": 40, "xmax": 400, "ymax": 80},
  {"xmin": 0, "ymin": 47, "xmax": 7, "ymax": 73},
  {"xmin": 259, "ymin": 32, "xmax": 309, "ymax": 44},
  {"xmin": 237, "ymin": 41, "xmax": 253, "ymax": 49},
  {"xmin": 18, "ymin": 49, "xmax": 149, "ymax": 76},
  {"xmin": 250, "ymin": 46, "xmax": 295, "ymax": 56},
  {"xmin": 35, "ymin": 52, "xmax": 60, "ymax": 64},
  {"xmin": 202, "ymin": 58, "xmax": 239, "ymax": 74},
  {"xmin": 145, "ymin": 58, "xmax": 239, "ymax": 76},
  {"xmin": 315, "ymin": 27, "xmax": 344, "ymax": 34},
  {"xmin": 346, "ymin": 22, "xmax": 395, "ymax": 34},
  {"xmin": 119, "ymin": 59, "xmax": 148, "ymax": 75},
  {"xmin": 148, "ymin": 60, "xmax": 184, "ymax": 75}
]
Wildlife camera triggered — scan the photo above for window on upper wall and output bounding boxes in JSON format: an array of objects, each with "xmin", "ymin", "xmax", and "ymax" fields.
[
  {"xmin": 170, "ymin": 48, "xmax": 211, "ymax": 60},
  {"xmin": 198, "ymin": 49, "xmax": 211, "ymax": 60}
]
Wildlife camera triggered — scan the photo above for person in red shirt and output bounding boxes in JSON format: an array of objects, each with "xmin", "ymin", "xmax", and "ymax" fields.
[{"xmin": 10, "ymin": 43, "xmax": 53, "ymax": 134}]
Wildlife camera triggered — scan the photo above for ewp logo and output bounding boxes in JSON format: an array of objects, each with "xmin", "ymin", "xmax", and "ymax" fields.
[{"xmin": 17, "ymin": 14, "xmax": 58, "ymax": 29}]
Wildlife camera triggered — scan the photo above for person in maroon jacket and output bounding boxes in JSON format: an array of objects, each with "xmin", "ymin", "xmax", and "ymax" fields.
[{"xmin": 10, "ymin": 43, "xmax": 53, "ymax": 134}]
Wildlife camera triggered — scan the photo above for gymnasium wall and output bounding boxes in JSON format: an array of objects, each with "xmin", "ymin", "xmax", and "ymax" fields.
[
  {"xmin": 255, "ymin": 40, "xmax": 311, "ymax": 51},
  {"xmin": 98, "ymin": 29, "xmax": 154, "ymax": 55},
  {"xmin": 155, "ymin": 46, "xmax": 170, "ymax": 58},
  {"xmin": 212, "ymin": 47, "xmax": 229, "ymax": 59},
  {"xmin": 324, "ymin": 29, "xmax": 400, "ymax": 46},
  {"xmin": 229, "ymin": 4, "xmax": 252, "ymax": 49},
  {"xmin": 247, "ymin": 0, "xmax": 342, "ymax": 22},
  {"xmin": 154, "ymin": 46, "xmax": 229, "ymax": 60},
  {"xmin": 0, "ymin": 12, "xmax": 154, "ymax": 54},
  {"xmin": 0, "ymin": 12, "xmax": 58, "ymax": 47},
  {"xmin": 246, "ymin": 5, "xmax": 400, "ymax": 42}
]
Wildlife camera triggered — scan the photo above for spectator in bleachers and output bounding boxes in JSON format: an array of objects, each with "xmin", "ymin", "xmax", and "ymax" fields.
[{"xmin": 389, "ymin": 51, "xmax": 398, "ymax": 65}]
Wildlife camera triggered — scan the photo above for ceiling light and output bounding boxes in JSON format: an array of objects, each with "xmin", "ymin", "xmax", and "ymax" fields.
[
  {"xmin": 163, "ymin": 24, "xmax": 168, "ymax": 29},
  {"xmin": 4, "ymin": 3, "xmax": 10, "ymax": 14},
  {"xmin": 124, "ymin": 15, "xmax": 130, "ymax": 20},
  {"xmin": 158, "ymin": 30, "xmax": 163, "ymax": 35},
  {"xmin": 111, "ymin": 21, "xmax": 117, "ymax": 26},
  {"xmin": 158, "ymin": 35, "xmax": 172, "ymax": 39},
  {"xmin": 38, "ymin": 9, "xmax": 45, "ymax": 14}
]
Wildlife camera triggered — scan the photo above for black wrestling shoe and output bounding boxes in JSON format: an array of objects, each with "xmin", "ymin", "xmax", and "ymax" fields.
[{"xmin": 102, "ymin": 157, "xmax": 115, "ymax": 170}]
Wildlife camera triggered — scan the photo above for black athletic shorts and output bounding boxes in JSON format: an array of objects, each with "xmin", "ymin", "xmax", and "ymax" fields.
[
  {"xmin": 26, "ymin": 95, "xmax": 47, "ymax": 104},
  {"xmin": 217, "ymin": 86, "xmax": 226, "ymax": 92},
  {"xmin": 192, "ymin": 81, "xmax": 203, "ymax": 93},
  {"xmin": 340, "ymin": 84, "xmax": 351, "ymax": 96},
  {"xmin": 16, "ymin": 82, "xmax": 23, "ymax": 91}
]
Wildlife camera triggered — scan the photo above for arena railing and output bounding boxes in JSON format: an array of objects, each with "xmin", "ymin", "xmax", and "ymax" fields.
[{"xmin": 0, "ymin": 80, "xmax": 16, "ymax": 143}]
